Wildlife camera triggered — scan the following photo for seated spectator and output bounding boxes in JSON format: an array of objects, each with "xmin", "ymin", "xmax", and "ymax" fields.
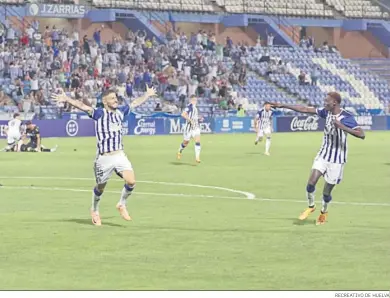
[
  {"xmin": 227, "ymin": 96, "xmax": 235, "ymax": 109},
  {"xmin": 154, "ymin": 103, "xmax": 162, "ymax": 112},
  {"xmin": 266, "ymin": 61, "xmax": 277, "ymax": 76},
  {"xmin": 298, "ymin": 71, "xmax": 308, "ymax": 85},
  {"xmin": 320, "ymin": 41, "xmax": 329, "ymax": 52}
]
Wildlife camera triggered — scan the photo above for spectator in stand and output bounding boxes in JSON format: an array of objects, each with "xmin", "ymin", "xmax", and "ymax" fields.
[
  {"xmin": 93, "ymin": 27, "xmax": 102, "ymax": 47},
  {"xmin": 311, "ymin": 67, "xmax": 320, "ymax": 86},
  {"xmin": 227, "ymin": 95, "xmax": 235, "ymax": 109},
  {"xmin": 267, "ymin": 32, "xmax": 274, "ymax": 47},
  {"xmin": 320, "ymin": 41, "xmax": 329, "ymax": 52},
  {"xmin": 299, "ymin": 36, "xmax": 308, "ymax": 48},
  {"xmin": 298, "ymin": 71, "xmax": 309, "ymax": 85},
  {"xmin": 308, "ymin": 36, "xmax": 315, "ymax": 49},
  {"xmin": 226, "ymin": 36, "xmax": 233, "ymax": 49},
  {"xmin": 256, "ymin": 35, "xmax": 262, "ymax": 49},
  {"xmin": 154, "ymin": 102, "xmax": 162, "ymax": 111}
]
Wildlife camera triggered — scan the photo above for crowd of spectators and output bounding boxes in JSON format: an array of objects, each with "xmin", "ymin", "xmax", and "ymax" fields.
[{"xmin": 0, "ymin": 20, "xmax": 263, "ymax": 118}]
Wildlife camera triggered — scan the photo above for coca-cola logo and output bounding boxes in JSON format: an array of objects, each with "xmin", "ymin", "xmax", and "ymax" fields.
[{"xmin": 290, "ymin": 116, "xmax": 319, "ymax": 131}]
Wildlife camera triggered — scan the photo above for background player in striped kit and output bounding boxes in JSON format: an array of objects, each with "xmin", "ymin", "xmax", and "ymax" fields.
[
  {"xmin": 177, "ymin": 95, "xmax": 202, "ymax": 163},
  {"xmin": 270, "ymin": 92, "xmax": 365, "ymax": 225},
  {"xmin": 254, "ymin": 103, "xmax": 274, "ymax": 156},
  {"xmin": 52, "ymin": 86, "xmax": 156, "ymax": 226}
]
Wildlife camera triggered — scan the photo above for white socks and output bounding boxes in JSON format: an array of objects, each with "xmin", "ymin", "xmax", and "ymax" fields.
[
  {"xmin": 92, "ymin": 187, "xmax": 102, "ymax": 213},
  {"xmin": 265, "ymin": 138, "xmax": 271, "ymax": 154},
  {"xmin": 195, "ymin": 142, "xmax": 201, "ymax": 160},
  {"xmin": 307, "ymin": 192, "xmax": 315, "ymax": 207},
  {"xmin": 119, "ymin": 184, "xmax": 135, "ymax": 206}
]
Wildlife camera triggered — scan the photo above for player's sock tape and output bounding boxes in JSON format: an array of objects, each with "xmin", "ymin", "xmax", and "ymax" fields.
[
  {"xmin": 306, "ymin": 184, "xmax": 315, "ymax": 193},
  {"xmin": 323, "ymin": 194, "xmax": 332, "ymax": 203}
]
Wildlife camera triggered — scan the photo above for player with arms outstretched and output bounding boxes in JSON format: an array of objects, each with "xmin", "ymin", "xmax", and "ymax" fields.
[
  {"xmin": 52, "ymin": 86, "xmax": 156, "ymax": 226},
  {"xmin": 177, "ymin": 95, "xmax": 202, "ymax": 163},
  {"xmin": 270, "ymin": 92, "xmax": 365, "ymax": 225},
  {"xmin": 254, "ymin": 103, "xmax": 274, "ymax": 156}
]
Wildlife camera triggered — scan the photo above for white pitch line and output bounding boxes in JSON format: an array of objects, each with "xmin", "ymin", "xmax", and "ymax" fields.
[
  {"xmin": 0, "ymin": 176, "xmax": 255, "ymax": 200},
  {"xmin": 1, "ymin": 185, "xmax": 389, "ymax": 207},
  {"xmin": 0, "ymin": 176, "xmax": 389, "ymax": 207},
  {"xmin": 0, "ymin": 185, "xmax": 247, "ymax": 201}
]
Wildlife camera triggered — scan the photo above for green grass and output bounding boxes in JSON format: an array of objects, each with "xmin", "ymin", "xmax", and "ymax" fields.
[{"xmin": 0, "ymin": 132, "xmax": 389, "ymax": 290}]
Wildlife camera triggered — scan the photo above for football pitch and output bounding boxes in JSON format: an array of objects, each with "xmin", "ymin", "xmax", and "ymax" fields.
[{"xmin": 0, "ymin": 132, "xmax": 389, "ymax": 290}]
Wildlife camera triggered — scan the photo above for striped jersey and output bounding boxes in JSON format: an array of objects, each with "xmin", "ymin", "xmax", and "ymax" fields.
[
  {"xmin": 89, "ymin": 106, "xmax": 130, "ymax": 155},
  {"xmin": 183, "ymin": 103, "xmax": 199, "ymax": 133},
  {"xmin": 256, "ymin": 109, "xmax": 273, "ymax": 130},
  {"xmin": 316, "ymin": 108, "xmax": 359, "ymax": 164}
]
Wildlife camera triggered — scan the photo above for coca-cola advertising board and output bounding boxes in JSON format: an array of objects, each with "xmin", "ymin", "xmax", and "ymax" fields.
[{"xmin": 276, "ymin": 116, "xmax": 325, "ymax": 132}]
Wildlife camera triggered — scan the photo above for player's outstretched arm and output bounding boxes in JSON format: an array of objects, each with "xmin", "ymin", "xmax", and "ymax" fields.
[
  {"xmin": 269, "ymin": 102, "xmax": 316, "ymax": 114},
  {"xmin": 51, "ymin": 89, "xmax": 93, "ymax": 114},
  {"xmin": 130, "ymin": 85, "xmax": 156, "ymax": 109},
  {"xmin": 333, "ymin": 119, "xmax": 366, "ymax": 140}
]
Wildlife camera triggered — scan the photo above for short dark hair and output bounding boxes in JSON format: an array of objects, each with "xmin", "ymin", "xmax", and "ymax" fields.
[
  {"xmin": 13, "ymin": 113, "xmax": 20, "ymax": 118},
  {"xmin": 25, "ymin": 120, "xmax": 32, "ymax": 126},
  {"xmin": 101, "ymin": 89, "xmax": 116, "ymax": 99},
  {"xmin": 190, "ymin": 94, "xmax": 197, "ymax": 99},
  {"xmin": 328, "ymin": 92, "xmax": 341, "ymax": 104}
]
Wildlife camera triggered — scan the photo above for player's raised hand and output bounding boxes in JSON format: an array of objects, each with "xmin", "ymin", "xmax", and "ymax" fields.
[
  {"xmin": 51, "ymin": 89, "xmax": 68, "ymax": 103},
  {"xmin": 145, "ymin": 85, "xmax": 156, "ymax": 98}
]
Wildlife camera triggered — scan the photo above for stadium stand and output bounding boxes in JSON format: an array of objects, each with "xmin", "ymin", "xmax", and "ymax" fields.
[
  {"xmin": 1, "ymin": 0, "xmax": 390, "ymax": 120},
  {"xmin": 91, "ymin": 0, "xmax": 215, "ymax": 12},
  {"xmin": 324, "ymin": 0, "xmax": 387, "ymax": 18},
  {"xmin": 90, "ymin": 0, "xmax": 387, "ymax": 18},
  {"xmin": 220, "ymin": 0, "xmax": 334, "ymax": 17},
  {"xmin": 243, "ymin": 47, "xmax": 388, "ymax": 110}
]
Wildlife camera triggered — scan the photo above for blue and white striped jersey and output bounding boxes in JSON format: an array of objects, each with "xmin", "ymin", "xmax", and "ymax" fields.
[
  {"xmin": 256, "ymin": 109, "xmax": 273, "ymax": 130},
  {"xmin": 89, "ymin": 105, "xmax": 130, "ymax": 155},
  {"xmin": 316, "ymin": 108, "xmax": 359, "ymax": 164},
  {"xmin": 184, "ymin": 103, "xmax": 199, "ymax": 133}
]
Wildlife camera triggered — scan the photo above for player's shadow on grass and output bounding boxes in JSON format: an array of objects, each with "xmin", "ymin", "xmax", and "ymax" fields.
[
  {"xmin": 170, "ymin": 161, "xmax": 197, "ymax": 167},
  {"xmin": 246, "ymin": 152, "xmax": 263, "ymax": 155},
  {"xmin": 64, "ymin": 218, "xmax": 125, "ymax": 228},
  {"xmin": 384, "ymin": 163, "xmax": 390, "ymax": 166},
  {"xmin": 291, "ymin": 218, "xmax": 316, "ymax": 226}
]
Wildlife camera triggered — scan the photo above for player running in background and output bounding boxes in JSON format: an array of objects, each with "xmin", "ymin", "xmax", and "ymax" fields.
[
  {"xmin": 270, "ymin": 92, "xmax": 365, "ymax": 225},
  {"xmin": 254, "ymin": 103, "xmax": 274, "ymax": 156},
  {"xmin": 20, "ymin": 121, "xmax": 58, "ymax": 152},
  {"xmin": 4, "ymin": 113, "xmax": 23, "ymax": 152},
  {"xmin": 177, "ymin": 95, "xmax": 202, "ymax": 163},
  {"xmin": 52, "ymin": 86, "xmax": 156, "ymax": 226}
]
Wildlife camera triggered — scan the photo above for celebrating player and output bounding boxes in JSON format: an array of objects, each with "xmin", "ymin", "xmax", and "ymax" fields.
[
  {"xmin": 52, "ymin": 86, "xmax": 156, "ymax": 226},
  {"xmin": 4, "ymin": 113, "xmax": 23, "ymax": 152},
  {"xmin": 254, "ymin": 103, "xmax": 274, "ymax": 156},
  {"xmin": 270, "ymin": 92, "xmax": 365, "ymax": 225},
  {"xmin": 177, "ymin": 94, "xmax": 202, "ymax": 163},
  {"xmin": 20, "ymin": 121, "xmax": 58, "ymax": 152}
]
